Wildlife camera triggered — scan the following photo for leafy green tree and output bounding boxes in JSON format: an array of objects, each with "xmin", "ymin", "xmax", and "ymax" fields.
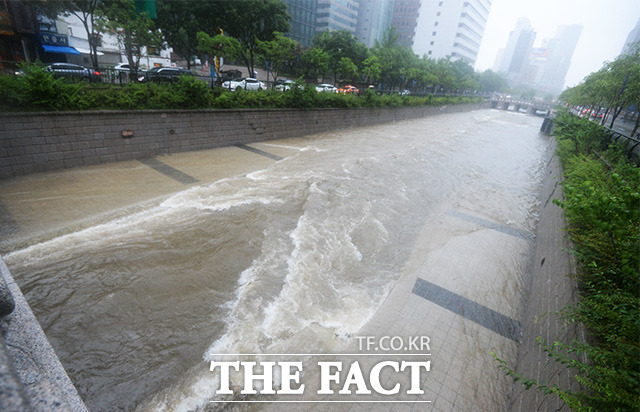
[
  {"xmin": 563, "ymin": 68, "xmax": 611, "ymax": 120},
  {"xmin": 369, "ymin": 29, "xmax": 414, "ymax": 90},
  {"xmin": 561, "ymin": 44, "xmax": 640, "ymax": 133},
  {"xmin": 337, "ymin": 57, "xmax": 358, "ymax": 83},
  {"xmin": 404, "ymin": 67, "xmax": 424, "ymax": 90},
  {"xmin": 361, "ymin": 55, "xmax": 381, "ymax": 85},
  {"xmin": 431, "ymin": 59, "xmax": 455, "ymax": 92},
  {"xmin": 401, "ymin": 56, "xmax": 438, "ymax": 92},
  {"xmin": 299, "ymin": 47, "xmax": 329, "ymax": 82},
  {"xmin": 312, "ymin": 30, "xmax": 368, "ymax": 83},
  {"xmin": 256, "ymin": 31, "xmax": 299, "ymax": 84},
  {"xmin": 155, "ymin": 0, "xmax": 214, "ymax": 69},
  {"xmin": 100, "ymin": 0, "xmax": 163, "ymax": 78},
  {"xmin": 197, "ymin": 31, "xmax": 242, "ymax": 76},
  {"xmin": 624, "ymin": 49, "xmax": 640, "ymax": 136},
  {"xmin": 218, "ymin": 0, "xmax": 290, "ymax": 78},
  {"xmin": 430, "ymin": 58, "xmax": 478, "ymax": 93},
  {"xmin": 605, "ymin": 48, "xmax": 640, "ymax": 128},
  {"xmin": 478, "ymin": 69, "xmax": 509, "ymax": 94},
  {"xmin": 448, "ymin": 59, "xmax": 479, "ymax": 92}
]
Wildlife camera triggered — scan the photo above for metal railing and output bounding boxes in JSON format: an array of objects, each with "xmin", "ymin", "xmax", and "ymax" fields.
[
  {"xmin": 565, "ymin": 112, "xmax": 640, "ymax": 163},
  {"xmin": 604, "ymin": 129, "xmax": 640, "ymax": 162}
]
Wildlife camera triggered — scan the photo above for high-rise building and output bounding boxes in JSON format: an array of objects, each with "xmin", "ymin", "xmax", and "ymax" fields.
[
  {"xmin": 356, "ymin": 0, "xmax": 394, "ymax": 48},
  {"xmin": 495, "ymin": 19, "xmax": 582, "ymax": 94},
  {"xmin": 281, "ymin": 0, "xmax": 318, "ymax": 47},
  {"xmin": 495, "ymin": 18, "xmax": 536, "ymax": 75},
  {"xmin": 391, "ymin": 0, "xmax": 421, "ymax": 49},
  {"xmin": 491, "ymin": 48, "xmax": 503, "ymax": 72},
  {"xmin": 537, "ymin": 24, "xmax": 582, "ymax": 93},
  {"xmin": 621, "ymin": 17, "xmax": 640, "ymax": 55},
  {"xmin": 316, "ymin": 0, "xmax": 360, "ymax": 35},
  {"xmin": 519, "ymin": 47, "xmax": 549, "ymax": 87},
  {"xmin": 413, "ymin": 0, "xmax": 490, "ymax": 65},
  {"xmin": 507, "ymin": 26, "xmax": 535, "ymax": 74}
]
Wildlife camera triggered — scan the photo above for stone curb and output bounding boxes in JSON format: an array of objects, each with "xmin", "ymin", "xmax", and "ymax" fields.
[{"xmin": 0, "ymin": 257, "xmax": 87, "ymax": 412}]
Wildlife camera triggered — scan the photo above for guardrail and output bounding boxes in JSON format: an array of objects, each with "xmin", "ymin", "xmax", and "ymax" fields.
[
  {"xmin": 562, "ymin": 112, "xmax": 640, "ymax": 163},
  {"xmin": 604, "ymin": 129, "xmax": 640, "ymax": 162}
]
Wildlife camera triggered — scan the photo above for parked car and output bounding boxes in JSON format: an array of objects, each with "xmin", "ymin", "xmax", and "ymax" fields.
[
  {"xmin": 400, "ymin": 89, "xmax": 411, "ymax": 96},
  {"xmin": 275, "ymin": 79, "xmax": 296, "ymax": 91},
  {"xmin": 338, "ymin": 85, "xmax": 359, "ymax": 95},
  {"xmin": 590, "ymin": 108, "xmax": 605, "ymax": 119},
  {"xmin": 46, "ymin": 63, "xmax": 102, "ymax": 82},
  {"xmin": 316, "ymin": 83, "xmax": 337, "ymax": 93},
  {"xmin": 222, "ymin": 77, "xmax": 266, "ymax": 91},
  {"xmin": 138, "ymin": 67, "xmax": 194, "ymax": 83},
  {"xmin": 114, "ymin": 62, "xmax": 133, "ymax": 81},
  {"xmin": 222, "ymin": 78, "xmax": 243, "ymax": 90}
]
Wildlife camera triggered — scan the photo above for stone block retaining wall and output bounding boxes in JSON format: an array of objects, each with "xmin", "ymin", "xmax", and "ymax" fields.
[{"xmin": 0, "ymin": 103, "xmax": 485, "ymax": 179}]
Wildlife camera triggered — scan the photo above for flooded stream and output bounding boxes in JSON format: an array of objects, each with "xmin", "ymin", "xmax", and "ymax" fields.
[{"xmin": 3, "ymin": 109, "xmax": 549, "ymax": 411}]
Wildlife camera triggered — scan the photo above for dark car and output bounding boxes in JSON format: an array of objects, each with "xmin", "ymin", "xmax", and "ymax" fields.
[
  {"xmin": 220, "ymin": 69, "xmax": 242, "ymax": 82},
  {"xmin": 46, "ymin": 63, "xmax": 102, "ymax": 82},
  {"xmin": 138, "ymin": 67, "xmax": 194, "ymax": 83}
]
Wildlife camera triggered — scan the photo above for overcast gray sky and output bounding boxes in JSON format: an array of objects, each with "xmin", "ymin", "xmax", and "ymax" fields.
[{"xmin": 475, "ymin": 0, "xmax": 640, "ymax": 89}]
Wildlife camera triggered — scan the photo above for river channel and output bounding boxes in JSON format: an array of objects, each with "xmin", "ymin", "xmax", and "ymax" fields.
[{"xmin": 3, "ymin": 109, "xmax": 549, "ymax": 411}]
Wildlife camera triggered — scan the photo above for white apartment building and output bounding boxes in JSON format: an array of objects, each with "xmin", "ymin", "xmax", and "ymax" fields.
[{"xmin": 413, "ymin": 0, "xmax": 490, "ymax": 65}]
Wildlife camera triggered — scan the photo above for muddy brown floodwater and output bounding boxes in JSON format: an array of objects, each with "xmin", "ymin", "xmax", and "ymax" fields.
[{"xmin": 3, "ymin": 109, "xmax": 549, "ymax": 411}]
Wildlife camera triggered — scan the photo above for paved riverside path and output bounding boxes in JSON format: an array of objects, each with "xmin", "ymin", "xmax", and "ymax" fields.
[{"xmin": 0, "ymin": 110, "xmax": 577, "ymax": 411}]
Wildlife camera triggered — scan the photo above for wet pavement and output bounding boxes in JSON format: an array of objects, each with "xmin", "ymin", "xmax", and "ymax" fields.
[
  {"xmin": 0, "ymin": 109, "xmax": 554, "ymax": 411},
  {"xmin": 0, "ymin": 142, "xmax": 301, "ymax": 254}
]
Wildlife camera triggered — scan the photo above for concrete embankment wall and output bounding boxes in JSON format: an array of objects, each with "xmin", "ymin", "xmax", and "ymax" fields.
[
  {"xmin": 1, "ymin": 257, "xmax": 88, "ymax": 411},
  {"xmin": 0, "ymin": 102, "xmax": 486, "ymax": 179},
  {"xmin": 508, "ymin": 139, "xmax": 582, "ymax": 411}
]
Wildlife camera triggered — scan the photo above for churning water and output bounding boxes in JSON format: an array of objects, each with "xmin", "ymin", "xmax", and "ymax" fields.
[{"xmin": 4, "ymin": 109, "xmax": 549, "ymax": 411}]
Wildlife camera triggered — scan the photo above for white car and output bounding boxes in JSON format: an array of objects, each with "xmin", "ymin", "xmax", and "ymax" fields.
[
  {"xmin": 114, "ymin": 62, "xmax": 132, "ymax": 81},
  {"xmin": 275, "ymin": 79, "xmax": 296, "ymax": 91},
  {"xmin": 316, "ymin": 83, "xmax": 337, "ymax": 93},
  {"xmin": 222, "ymin": 78, "xmax": 266, "ymax": 91}
]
